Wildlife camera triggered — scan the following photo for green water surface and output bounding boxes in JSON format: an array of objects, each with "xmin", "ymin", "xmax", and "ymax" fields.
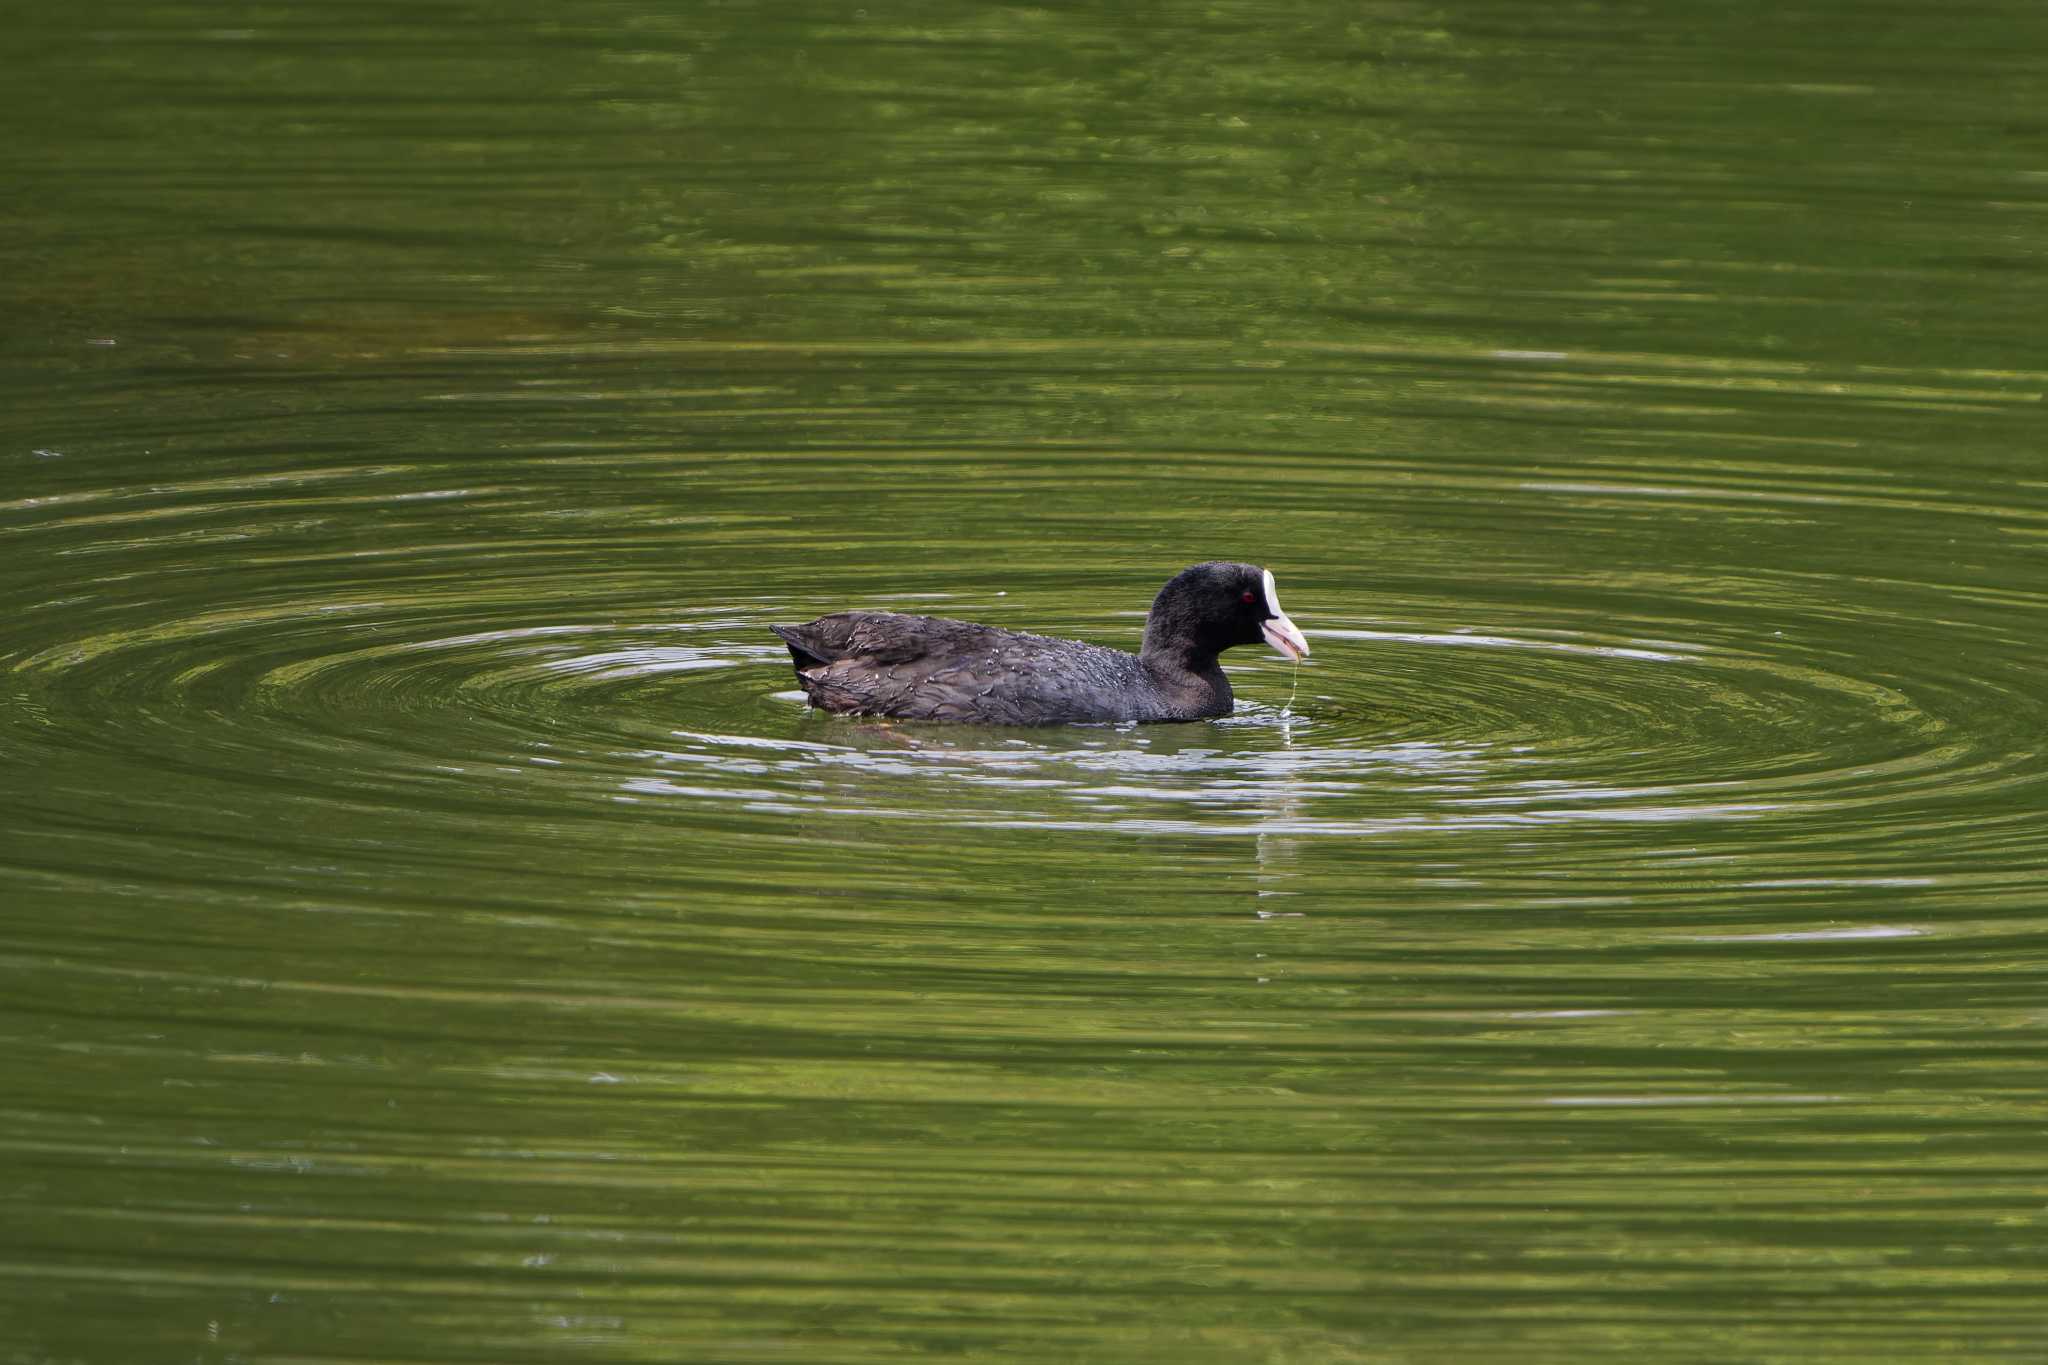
[{"xmin": 4, "ymin": 2, "xmax": 2048, "ymax": 1361}]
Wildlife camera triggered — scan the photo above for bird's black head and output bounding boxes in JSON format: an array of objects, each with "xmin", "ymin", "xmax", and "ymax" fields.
[{"xmin": 1140, "ymin": 561, "xmax": 1310, "ymax": 669}]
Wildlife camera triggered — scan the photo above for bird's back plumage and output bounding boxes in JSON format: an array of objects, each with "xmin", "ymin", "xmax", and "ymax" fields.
[{"xmin": 773, "ymin": 610, "xmax": 1180, "ymax": 724}]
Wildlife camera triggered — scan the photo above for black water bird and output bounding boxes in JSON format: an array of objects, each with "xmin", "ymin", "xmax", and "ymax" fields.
[{"xmin": 771, "ymin": 561, "xmax": 1310, "ymax": 725}]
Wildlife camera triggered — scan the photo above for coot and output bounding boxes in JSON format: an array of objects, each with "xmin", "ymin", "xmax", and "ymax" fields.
[{"xmin": 771, "ymin": 561, "xmax": 1309, "ymax": 724}]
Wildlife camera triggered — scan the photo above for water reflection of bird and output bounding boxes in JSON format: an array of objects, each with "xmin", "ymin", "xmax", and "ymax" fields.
[{"xmin": 772, "ymin": 561, "xmax": 1310, "ymax": 725}]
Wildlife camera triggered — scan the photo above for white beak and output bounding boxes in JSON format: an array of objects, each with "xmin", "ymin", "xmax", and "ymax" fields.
[
  {"xmin": 1262, "ymin": 614, "xmax": 1310, "ymax": 661},
  {"xmin": 1258, "ymin": 568, "xmax": 1310, "ymax": 660}
]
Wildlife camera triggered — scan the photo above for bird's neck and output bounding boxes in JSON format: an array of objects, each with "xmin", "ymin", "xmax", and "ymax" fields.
[{"xmin": 1140, "ymin": 646, "xmax": 1232, "ymax": 716}]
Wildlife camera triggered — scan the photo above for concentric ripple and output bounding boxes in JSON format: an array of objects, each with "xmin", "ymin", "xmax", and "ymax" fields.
[{"xmin": 8, "ymin": 442, "xmax": 2047, "ymax": 892}]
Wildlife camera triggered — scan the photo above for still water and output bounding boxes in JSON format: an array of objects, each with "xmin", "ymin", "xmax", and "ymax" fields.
[{"xmin": 5, "ymin": 1, "xmax": 2047, "ymax": 1359}]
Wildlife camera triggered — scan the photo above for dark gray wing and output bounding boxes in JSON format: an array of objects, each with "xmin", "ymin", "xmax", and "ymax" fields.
[{"xmin": 771, "ymin": 611, "xmax": 1155, "ymax": 723}]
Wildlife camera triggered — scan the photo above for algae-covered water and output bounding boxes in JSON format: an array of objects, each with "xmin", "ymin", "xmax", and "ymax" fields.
[{"xmin": 5, "ymin": 2, "xmax": 2048, "ymax": 1360}]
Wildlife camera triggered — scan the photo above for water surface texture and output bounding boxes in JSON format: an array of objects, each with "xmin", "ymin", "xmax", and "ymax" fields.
[{"xmin": 6, "ymin": 2, "xmax": 2048, "ymax": 1360}]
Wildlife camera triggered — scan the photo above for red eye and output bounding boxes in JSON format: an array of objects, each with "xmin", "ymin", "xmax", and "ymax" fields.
[{"xmin": 1241, "ymin": 591, "xmax": 1256, "ymax": 604}]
